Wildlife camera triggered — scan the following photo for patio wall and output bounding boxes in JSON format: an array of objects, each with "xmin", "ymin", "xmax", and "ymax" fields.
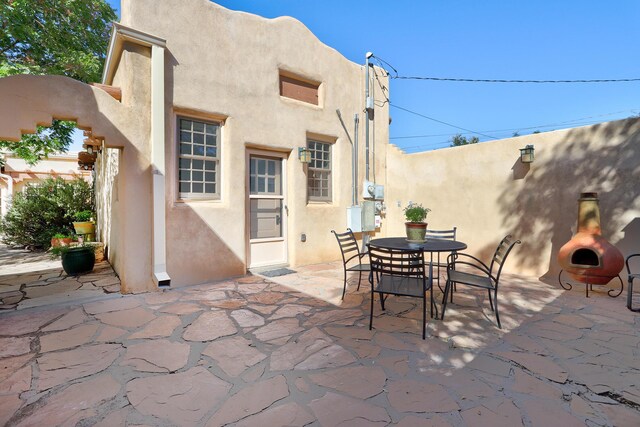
[{"xmin": 385, "ymin": 117, "xmax": 640, "ymax": 279}]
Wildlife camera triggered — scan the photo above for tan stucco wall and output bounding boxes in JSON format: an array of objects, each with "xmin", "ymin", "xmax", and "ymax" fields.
[
  {"xmin": 119, "ymin": 0, "xmax": 389, "ymax": 286},
  {"xmin": 0, "ymin": 74, "xmax": 155, "ymax": 293},
  {"xmin": 386, "ymin": 118, "xmax": 640, "ymax": 279}
]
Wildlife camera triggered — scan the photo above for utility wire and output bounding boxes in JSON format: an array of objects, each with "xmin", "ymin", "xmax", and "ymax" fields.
[
  {"xmin": 390, "ymin": 103, "xmax": 499, "ymax": 140},
  {"xmin": 390, "ymin": 109, "xmax": 637, "ymax": 140},
  {"xmin": 394, "ymin": 76, "xmax": 640, "ymax": 83}
]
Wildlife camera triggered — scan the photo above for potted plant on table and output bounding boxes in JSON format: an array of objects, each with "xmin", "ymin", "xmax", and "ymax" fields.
[
  {"xmin": 72, "ymin": 210, "xmax": 95, "ymax": 242},
  {"xmin": 404, "ymin": 202, "xmax": 431, "ymax": 242},
  {"xmin": 50, "ymin": 242, "xmax": 96, "ymax": 276}
]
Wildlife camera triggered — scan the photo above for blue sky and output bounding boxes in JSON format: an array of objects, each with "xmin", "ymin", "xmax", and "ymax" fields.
[{"xmin": 77, "ymin": 0, "xmax": 638, "ymax": 153}]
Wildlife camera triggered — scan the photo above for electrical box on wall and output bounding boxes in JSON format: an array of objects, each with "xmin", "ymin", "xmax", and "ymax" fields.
[
  {"xmin": 362, "ymin": 201, "xmax": 376, "ymax": 231},
  {"xmin": 346, "ymin": 206, "xmax": 362, "ymax": 232},
  {"xmin": 362, "ymin": 180, "xmax": 385, "ymax": 200}
]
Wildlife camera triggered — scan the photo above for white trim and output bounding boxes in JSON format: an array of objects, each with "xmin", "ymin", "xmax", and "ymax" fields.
[{"xmin": 102, "ymin": 23, "xmax": 167, "ymax": 85}]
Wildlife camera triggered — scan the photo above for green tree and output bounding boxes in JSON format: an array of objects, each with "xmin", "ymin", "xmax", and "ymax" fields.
[
  {"xmin": 450, "ymin": 134, "xmax": 480, "ymax": 147},
  {"xmin": 0, "ymin": 0, "xmax": 116, "ymax": 163}
]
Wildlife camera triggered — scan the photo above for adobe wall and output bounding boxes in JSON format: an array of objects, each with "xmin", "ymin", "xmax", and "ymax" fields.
[
  {"xmin": 0, "ymin": 74, "xmax": 155, "ymax": 293},
  {"xmin": 386, "ymin": 118, "xmax": 640, "ymax": 279},
  {"xmin": 120, "ymin": 0, "xmax": 389, "ymax": 286}
]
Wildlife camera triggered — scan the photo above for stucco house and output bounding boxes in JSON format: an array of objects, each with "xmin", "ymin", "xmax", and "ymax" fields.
[{"xmin": 0, "ymin": 0, "xmax": 637, "ymax": 294}]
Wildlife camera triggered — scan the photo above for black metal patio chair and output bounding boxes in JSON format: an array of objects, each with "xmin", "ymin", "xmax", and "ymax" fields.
[
  {"xmin": 425, "ymin": 227, "xmax": 457, "ymax": 294},
  {"xmin": 442, "ymin": 234, "xmax": 521, "ymax": 328},
  {"xmin": 626, "ymin": 253, "xmax": 640, "ymax": 312},
  {"xmin": 367, "ymin": 244, "xmax": 434, "ymax": 339},
  {"xmin": 331, "ymin": 229, "xmax": 370, "ymax": 300}
]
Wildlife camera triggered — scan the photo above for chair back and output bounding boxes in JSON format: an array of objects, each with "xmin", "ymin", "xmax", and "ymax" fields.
[
  {"xmin": 489, "ymin": 235, "xmax": 521, "ymax": 284},
  {"xmin": 425, "ymin": 227, "xmax": 457, "ymax": 241},
  {"xmin": 368, "ymin": 244, "xmax": 426, "ymax": 278},
  {"xmin": 331, "ymin": 228, "xmax": 364, "ymax": 266}
]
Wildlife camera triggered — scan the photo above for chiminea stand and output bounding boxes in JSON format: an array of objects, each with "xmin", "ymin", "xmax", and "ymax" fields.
[{"xmin": 558, "ymin": 270, "xmax": 623, "ymax": 298}]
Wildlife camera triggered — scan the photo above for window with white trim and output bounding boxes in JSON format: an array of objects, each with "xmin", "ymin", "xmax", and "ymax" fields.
[
  {"xmin": 177, "ymin": 117, "xmax": 220, "ymax": 199},
  {"xmin": 307, "ymin": 139, "xmax": 332, "ymax": 201}
]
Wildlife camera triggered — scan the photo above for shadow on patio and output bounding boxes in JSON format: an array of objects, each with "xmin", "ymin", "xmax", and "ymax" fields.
[{"xmin": 1, "ymin": 261, "xmax": 638, "ymax": 426}]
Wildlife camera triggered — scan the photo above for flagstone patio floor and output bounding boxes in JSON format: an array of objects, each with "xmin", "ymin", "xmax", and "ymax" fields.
[{"xmin": 1, "ymin": 258, "xmax": 639, "ymax": 426}]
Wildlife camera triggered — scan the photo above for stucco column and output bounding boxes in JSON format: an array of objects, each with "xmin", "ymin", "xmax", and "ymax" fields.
[{"xmin": 0, "ymin": 173, "xmax": 13, "ymax": 217}]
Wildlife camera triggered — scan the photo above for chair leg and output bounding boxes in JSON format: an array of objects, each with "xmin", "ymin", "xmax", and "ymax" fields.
[
  {"xmin": 487, "ymin": 289, "xmax": 495, "ymax": 312},
  {"xmin": 430, "ymin": 284, "xmax": 437, "ymax": 319},
  {"xmin": 341, "ymin": 269, "xmax": 347, "ymax": 300},
  {"xmin": 369, "ymin": 290, "xmax": 374, "ymax": 331},
  {"xmin": 356, "ymin": 270, "xmax": 362, "ymax": 291},
  {"xmin": 379, "ymin": 293, "xmax": 386, "ymax": 311},
  {"xmin": 494, "ymin": 290, "xmax": 501, "ymax": 329},
  {"xmin": 441, "ymin": 280, "xmax": 451, "ymax": 320},
  {"xmin": 422, "ymin": 293, "xmax": 426, "ymax": 339}
]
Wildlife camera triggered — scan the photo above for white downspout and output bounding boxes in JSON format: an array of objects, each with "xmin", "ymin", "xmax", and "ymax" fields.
[
  {"xmin": 0, "ymin": 173, "xmax": 13, "ymax": 217},
  {"xmin": 150, "ymin": 44, "xmax": 170, "ymax": 287}
]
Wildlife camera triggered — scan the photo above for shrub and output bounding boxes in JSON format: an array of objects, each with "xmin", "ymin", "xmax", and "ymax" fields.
[{"xmin": 0, "ymin": 177, "xmax": 93, "ymax": 249}]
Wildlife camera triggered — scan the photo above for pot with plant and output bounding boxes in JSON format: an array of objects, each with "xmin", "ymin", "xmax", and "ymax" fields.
[
  {"xmin": 72, "ymin": 210, "xmax": 95, "ymax": 242},
  {"xmin": 50, "ymin": 243, "xmax": 96, "ymax": 276},
  {"xmin": 404, "ymin": 202, "xmax": 431, "ymax": 242},
  {"xmin": 50, "ymin": 233, "xmax": 75, "ymax": 248}
]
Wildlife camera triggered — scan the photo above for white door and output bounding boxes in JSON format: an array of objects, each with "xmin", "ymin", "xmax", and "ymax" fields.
[{"xmin": 248, "ymin": 154, "xmax": 287, "ymax": 268}]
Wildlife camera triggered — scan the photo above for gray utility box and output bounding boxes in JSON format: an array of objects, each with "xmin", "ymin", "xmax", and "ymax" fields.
[{"xmin": 346, "ymin": 202, "xmax": 376, "ymax": 232}]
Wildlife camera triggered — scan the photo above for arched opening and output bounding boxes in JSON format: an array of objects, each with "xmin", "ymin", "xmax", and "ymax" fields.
[{"xmin": 570, "ymin": 248, "xmax": 600, "ymax": 267}]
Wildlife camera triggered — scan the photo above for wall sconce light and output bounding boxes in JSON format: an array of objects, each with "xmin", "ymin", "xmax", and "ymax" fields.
[
  {"xmin": 520, "ymin": 145, "xmax": 534, "ymax": 164},
  {"xmin": 298, "ymin": 147, "xmax": 311, "ymax": 164}
]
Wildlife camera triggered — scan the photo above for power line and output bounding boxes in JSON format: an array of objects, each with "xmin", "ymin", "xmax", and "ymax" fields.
[
  {"xmin": 394, "ymin": 76, "xmax": 640, "ymax": 84},
  {"xmin": 390, "ymin": 103, "xmax": 499, "ymax": 140},
  {"xmin": 390, "ymin": 109, "xmax": 637, "ymax": 140}
]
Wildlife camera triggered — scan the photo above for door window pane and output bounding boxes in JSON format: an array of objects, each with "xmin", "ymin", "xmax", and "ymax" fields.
[{"xmin": 250, "ymin": 199, "xmax": 282, "ymax": 239}]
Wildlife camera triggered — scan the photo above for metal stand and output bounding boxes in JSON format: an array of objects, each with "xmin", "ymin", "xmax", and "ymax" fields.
[
  {"xmin": 558, "ymin": 270, "xmax": 623, "ymax": 298},
  {"xmin": 628, "ymin": 275, "xmax": 640, "ymax": 312}
]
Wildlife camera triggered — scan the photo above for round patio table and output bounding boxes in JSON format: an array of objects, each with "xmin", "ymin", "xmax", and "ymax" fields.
[
  {"xmin": 368, "ymin": 237, "xmax": 468, "ymax": 294},
  {"xmin": 369, "ymin": 237, "xmax": 467, "ymax": 253}
]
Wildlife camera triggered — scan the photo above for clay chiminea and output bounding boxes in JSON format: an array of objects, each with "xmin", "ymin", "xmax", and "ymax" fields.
[{"xmin": 557, "ymin": 192, "xmax": 624, "ymax": 285}]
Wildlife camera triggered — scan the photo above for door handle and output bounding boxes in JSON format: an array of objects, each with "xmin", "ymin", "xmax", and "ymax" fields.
[{"xmin": 276, "ymin": 215, "xmax": 281, "ymax": 225}]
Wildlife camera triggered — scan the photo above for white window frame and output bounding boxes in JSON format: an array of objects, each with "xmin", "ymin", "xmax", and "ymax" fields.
[
  {"xmin": 177, "ymin": 116, "xmax": 221, "ymax": 200},
  {"xmin": 307, "ymin": 139, "xmax": 332, "ymax": 202}
]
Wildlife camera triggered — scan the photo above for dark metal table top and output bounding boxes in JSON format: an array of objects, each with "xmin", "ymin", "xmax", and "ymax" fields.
[{"xmin": 369, "ymin": 237, "xmax": 467, "ymax": 252}]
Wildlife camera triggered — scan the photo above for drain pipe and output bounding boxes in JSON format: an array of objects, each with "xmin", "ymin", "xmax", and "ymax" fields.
[
  {"xmin": 0, "ymin": 173, "xmax": 13, "ymax": 217},
  {"xmin": 336, "ymin": 109, "xmax": 357, "ymax": 207},
  {"xmin": 353, "ymin": 113, "xmax": 359, "ymax": 206},
  {"xmin": 364, "ymin": 52, "xmax": 373, "ymax": 181}
]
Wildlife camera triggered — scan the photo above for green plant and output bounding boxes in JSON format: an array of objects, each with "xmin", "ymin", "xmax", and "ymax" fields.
[
  {"xmin": 404, "ymin": 202, "xmax": 431, "ymax": 223},
  {"xmin": 0, "ymin": 177, "xmax": 93, "ymax": 249},
  {"xmin": 49, "ymin": 241, "xmax": 96, "ymax": 259},
  {"xmin": 52, "ymin": 233, "xmax": 73, "ymax": 239},
  {"xmin": 74, "ymin": 210, "xmax": 94, "ymax": 222}
]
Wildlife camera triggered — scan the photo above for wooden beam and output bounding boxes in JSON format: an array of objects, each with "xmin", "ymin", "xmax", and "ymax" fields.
[{"xmin": 90, "ymin": 83, "xmax": 122, "ymax": 101}]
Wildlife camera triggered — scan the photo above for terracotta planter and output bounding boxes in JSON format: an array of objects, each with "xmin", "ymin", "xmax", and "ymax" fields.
[
  {"xmin": 51, "ymin": 237, "xmax": 73, "ymax": 248},
  {"xmin": 405, "ymin": 222, "xmax": 428, "ymax": 242}
]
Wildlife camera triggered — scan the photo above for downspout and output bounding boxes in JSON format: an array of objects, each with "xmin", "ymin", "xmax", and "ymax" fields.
[
  {"xmin": 0, "ymin": 173, "xmax": 13, "ymax": 217},
  {"xmin": 364, "ymin": 52, "xmax": 372, "ymax": 181},
  {"xmin": 353, "ymin": 114, "xmax": 359, "ymax": 206},
  {"xmin": 336, "ymin": 109, "xmax": 357, "ymax": 206},
  {"xmin": 150, "ymin": 45, "xmax": 170, "ymax": 287}
]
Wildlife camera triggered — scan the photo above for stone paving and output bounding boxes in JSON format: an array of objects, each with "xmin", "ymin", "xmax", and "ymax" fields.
[
  {"xmin": 0, "ymin": 260, "xmax": 639, "ymax": 426},
  {"xmin": 0, "ymin": 244, "xmax": 119, "ymax": 311}
]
